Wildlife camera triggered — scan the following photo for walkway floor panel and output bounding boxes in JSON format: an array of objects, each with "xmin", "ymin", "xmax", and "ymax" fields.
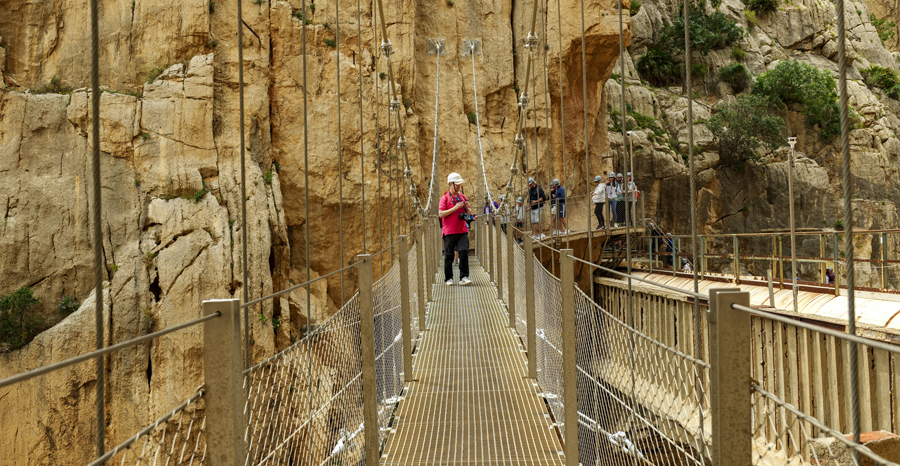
[{"xmin": 381, "ymin": 264, "xmax": 565, "ymax": 465}]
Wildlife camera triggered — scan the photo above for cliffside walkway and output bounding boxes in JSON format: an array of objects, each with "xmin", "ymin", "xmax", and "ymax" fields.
[{"xmin": 381, "ymin": 262, "xmax": 564, "ymax": 465}]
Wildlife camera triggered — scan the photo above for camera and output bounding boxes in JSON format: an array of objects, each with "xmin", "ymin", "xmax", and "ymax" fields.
[{"xmin": 459, "ymin": 213, "xmax": 475, "ymax": 221}]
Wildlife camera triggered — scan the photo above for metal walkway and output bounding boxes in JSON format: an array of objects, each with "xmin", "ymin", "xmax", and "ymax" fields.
[{"xmin": 382, "ymin": 262, "xmax": 565, "ymax": 465}]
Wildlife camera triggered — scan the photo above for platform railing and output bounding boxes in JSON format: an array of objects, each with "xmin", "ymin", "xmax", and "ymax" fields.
[{"xmin": 485, "ymin": 221, "xmax": 900, "ymax": 466}]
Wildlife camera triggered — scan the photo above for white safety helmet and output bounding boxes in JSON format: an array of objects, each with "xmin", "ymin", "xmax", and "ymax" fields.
[
  {"xmin": 593, "ymin": 175, "xmax": 603, "ymax": 183},
  {"xmin": 616, "ymin": 172, "xmax": 623, "ymax": 178},
  {"xmin": 627, "ymin": 172, "xmax": 632, "ymax": 177},
  {"xmin": 608, "ymin": 171, "xmax": 615, "ymax": 178},
  {"xmin": 528, "ymin": 177, "xmax": 536, "ymax": 185},
  {"xmin": 551, "ymin": 178, "xmax": 560, "ymax": 187},
  {"xmin": 516, "ymin": 197, "xmax": 523, "ymax": 203},
  {"xmin": 447, "ymin": 172, "xmax": 464, "ymax": 185}
]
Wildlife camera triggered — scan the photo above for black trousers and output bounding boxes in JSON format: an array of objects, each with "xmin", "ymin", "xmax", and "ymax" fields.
[
  {"xmin": 594, "ymin": 203, "xmax": 605, "ymax": 227},
  {"xmin": 444, "ymin": 232, "xmax": 470, "ymax": 280}
]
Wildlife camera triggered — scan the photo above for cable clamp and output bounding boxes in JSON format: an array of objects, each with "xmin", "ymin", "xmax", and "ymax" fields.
[
  {"xmin": 381, "ymin": 40, "xmax": 394, "ymax": 58},
  {"xmin": 514, "ymin": 133, "xmax": 525, "ymax": 151},
  {"xmin": 389, "ymin": 96, "xmax": 403, "ymax": 113},
  {"xmin": 518, "ymin": 92, "xmax": 530, "ymax": 108},
  {"xmin": 396, "ymin": 136, "xmax": 408, "ymax": 151},
  {"xmin": 524, "ymin": 32, "xmax": 540, "ymax": 50}
]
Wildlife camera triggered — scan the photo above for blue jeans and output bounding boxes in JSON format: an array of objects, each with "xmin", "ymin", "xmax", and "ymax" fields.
[{"xmin": 608, "ymin": 200, "xmax": 618, "ymax": 224}]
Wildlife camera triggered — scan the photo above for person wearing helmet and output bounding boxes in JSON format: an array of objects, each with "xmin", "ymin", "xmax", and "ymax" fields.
[
  {"xmin": 681, "ymin": 257, "xmax": 693, "ymax": 273},
  {"xmin": 514, "ymin": 197, "xmax": 526, "ymax": 235},
  {"xmin": 605, "ymin": 172, "xmax": 619, "ymax": 227},
  {"xmin": 527, "ymin": 177, "xmax": 546, "ymax": 239},
  {"xmin": 592, "ymin": 175, "xmax": 606, "ymax": 229},
  {"xmin": 624, "ymin": 172, "xmax": 639, "ymax": 227},
  {"xmin": 549, "ymin": 178, "xmax": 567, "ymax": 235},
  {"xmin": 614, "ymin": 173, "xmax": 625, "ymax": 227},
  {"xmin": 498, "ymin": 194, "xmax": 510, "ymax": 233},
  {"xmin": 439, "ymin": 172, "xmax": 474, "ymax": 286},
  {"xmin": 825, "ymin": 267, "xmax": 835, "ymax": 284}
]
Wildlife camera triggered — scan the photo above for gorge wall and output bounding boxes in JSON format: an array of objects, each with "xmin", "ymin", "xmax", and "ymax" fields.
[{"xmin": 0, "ymin": 0, "xmax": 622, "ymax": 462}]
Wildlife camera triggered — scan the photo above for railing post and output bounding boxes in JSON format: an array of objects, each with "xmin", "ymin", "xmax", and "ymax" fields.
[
  {"xmin": 833, "ymin": 231, "xmax": 840, "ymax": 296},
  {"xmin": 357, "ymin": 254, "xmax": 380, "ymax": 465},
  {"xmin": 525, "ymin": 234, "xmax": 536, "ymax": 378},
  {"xmin": 819, "ymin": 234, "xmax": 826, "ymax": 284},
  {"xmin": 202, "ymin": 299, "xmax": 244, "ymax": 466},
  {"xmin": 882, "ymin": 232, "xmax": 888, "ymax": 290},
  {"xmin": 416, "ymin": 228, "xmax": 427, "ymax": 331},
  {"xmin": 733, "ymin": 234, "xmax": 740, "ymax": 284},
  {"xmin": 488, "ymin": 215, "xmax": 495, "ymax": 282},
  {"xmin": 560, "ymin": 249, "xmax": 578, "ymax": 466},
  {"xmin": 497, "ymin": 220, "xmax": 504, "ymax": 301},
  {"xmin": 426, "ymin": 220, "xmax": 434, "ymax": 300},
  {"xmin": 709, "ymin": 289, "xmax": 751, "ymax": 466},
  {"xmin": 400, "ymin": 236, "xmax": 414, "ymax": 382},
  {"xmin": 700, "ymin": 235, "xmax": 706, "ymax": 279},
  {"xmin": 778, "ymin": 234, "xmax": 785, "ymax": 289},
  {"xmin": 767, "ymin": 269, "xmax": 775, "ymax": 307},
  {"xmin": 507, "ymin": 223, "xmax": 516, "ymax": 328}
]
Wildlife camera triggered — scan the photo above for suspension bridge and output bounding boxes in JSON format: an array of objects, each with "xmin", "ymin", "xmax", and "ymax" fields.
[{"xmin": 2, "ymin": 0, "xmax": 899, "ymax": 460}]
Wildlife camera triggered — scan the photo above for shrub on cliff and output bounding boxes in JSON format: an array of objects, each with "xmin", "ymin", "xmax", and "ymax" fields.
[
  {"xmin": 0, "ymin": 287, "xmax": 43, "ymax": 351},
  {"xmin": 719, "ymin": 62, "xmax": 750, "ymax": 92},
  {"xmin": 861, "ymin": 66, "xmax": 900, "ymax": 99},
  {"xmin": 752, "ymin": 60, "xmax": 841, "ymax": 139},
  {"xmin": 637, "ymin": 47, "xmax": 680, "ymax": 86},
  {"xmin": 659, "ymin": 5, "xmax": 744, "ymax": 56},
  {"xmin": 708, "ymin": 94, "xmax": 785, "ymax": 170}
]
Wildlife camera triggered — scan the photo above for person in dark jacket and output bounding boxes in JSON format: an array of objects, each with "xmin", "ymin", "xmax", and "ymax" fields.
[
  {"xmin": 528, "ymin": 177, "xmax": 546, "ymax": 239},
  {"xmin": 550, "ymin": 178, "xmax": 567, "ymax": 235}
]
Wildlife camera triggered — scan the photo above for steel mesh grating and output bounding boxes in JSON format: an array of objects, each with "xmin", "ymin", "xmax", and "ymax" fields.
[{"xmin": 381, "ymin": 264, "xmax": 564, "ymax": 465}]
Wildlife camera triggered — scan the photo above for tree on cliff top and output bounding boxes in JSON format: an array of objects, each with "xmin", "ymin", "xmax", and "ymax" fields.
[
  {"xmin": 752, "ymin": 60, "xmax": 841, "ymax": 139},
  {"xmin": 708, "ymin": 94, "xmax": 785, "ymax": 171},
  {"xmin": 0, "ymin": 287, "xmax": 43, "ymax": 351}
]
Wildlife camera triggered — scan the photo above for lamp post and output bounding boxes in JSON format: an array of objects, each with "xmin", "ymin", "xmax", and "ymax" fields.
[{"xmin": 787, "ymin": 136, "xmax": 798, "ymax": 313}]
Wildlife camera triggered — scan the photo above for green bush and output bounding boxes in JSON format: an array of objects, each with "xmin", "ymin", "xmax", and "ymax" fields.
[
  {"xmin": 752, "ymin": 60, "xmax": 841, "ymax": 139},
  {"xmin": 708, "ymin": 94, "xmax": 785, "ymax": 170},
  {"xmin": 861, "ymin": 66, "xmax": 900, "ymax": 99},
  {"xmin": 0, "ymin": 287, "xmax": 43, "ymax": 351},
  {"xmin": 30, "ymin": 76, "xmax": 73, "ymax": 94},
  {"xmin": 659, "ymin": 6, "xmax": 744, "ymax": 56},
  {"xmin": 630, "ymin": 0, "xmax": 642, "ymax": 15},
  {"xmin": 466, "ymin": 112, "xmax": 477, "ymax": 124},
  {"xmin": 57, "ymin": 296, "xmax": 80, "ymax": 315},
  {"xmin": 731, "ymin": 46, "xmax": 747, "ymax": 61},
  {"xmin": 636, "ymin": 47, "xmax": 680, "ymax": 86},
  {"xmin": 747, "ymin": 0, "xmax": 778, "ymax": 14},
  {"xmin": 719, "ymin": 62, "xmax": 750, "ymax": 92},
  {"xmin": 690, "ymin": 62, "xmax": 709, "ymax": 81},
  {"xmin": 744, "ymin": 9, "xmax": 757, "ymax": 27},
  {"xmin": 871, "ymin": 14, "xmax": 896, "ymax": 45}
]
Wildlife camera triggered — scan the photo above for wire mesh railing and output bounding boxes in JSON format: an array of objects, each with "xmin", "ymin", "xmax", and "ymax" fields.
[
  {"xmin": 532, "ymin": 254, "xmax": 566, "ymax": 429},
  {"xmin": 243, "ymin": 291, "xmax": 364, "ymax": 465},
  {"xmin": 89, "ymin": 390, "xmax": 208, "ymax": 466}
]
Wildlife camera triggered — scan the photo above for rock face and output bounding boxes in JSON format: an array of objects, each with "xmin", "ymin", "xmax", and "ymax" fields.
[
  {"xmin": 0, "ymin": 0, "xmax": 623, "ymax": 463},
  {"xmin": 606, "ymin": 0, "xmax": 900, "ymax": 288}
]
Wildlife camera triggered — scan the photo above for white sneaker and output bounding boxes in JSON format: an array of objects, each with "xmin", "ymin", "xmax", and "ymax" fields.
[
  {"xmin": 459, "ymin": 277, "xmax": 473, "ymax": 286},
  {"xmin": 445, "ymin": 279, "xmax": 454, "ymax": 286},
  {"xmin": 454, "ymin": 258, "xmax": 459, "ymax": 265}
]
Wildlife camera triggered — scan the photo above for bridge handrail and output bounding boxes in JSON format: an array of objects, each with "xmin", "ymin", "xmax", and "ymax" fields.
[
  {"xmin": 241, "ymin": 260, "xmax": 363, "ymax": 309},
  {"xmin": 731, "ymin": 302, "xmax": 900, "ymax": 357},
  {"xmin": 87, "ymin": 389, "xmax": 206, "ymax": 466},
  {"xmin": 0, "ymin": 312, "xmax": 221, "ymax": 390}
]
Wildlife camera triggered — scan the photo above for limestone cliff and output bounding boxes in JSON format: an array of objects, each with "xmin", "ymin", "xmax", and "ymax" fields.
[
  {"xmin": 0, "ymin": 0, "xmax": 621, "ymax": 462},
  {"xmin": 605, "ymin": 0, "xmax": 900, "ymax": 288}
]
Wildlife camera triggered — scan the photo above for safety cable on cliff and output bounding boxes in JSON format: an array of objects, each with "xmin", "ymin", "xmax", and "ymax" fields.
[
  {"xmin": 373, "ymin": 0, "xmax": 432, "ymax": 219},
  {"xmin": 491, "ymin": 0, "xmax": 543, "ymax": 214},
  {"xmin": 89, "ymin": 0, "xmax": 106, "ymax": 455},
  {"xmin": 465, "ymin": 40, "xmax": 495, "ymax": 208}
]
